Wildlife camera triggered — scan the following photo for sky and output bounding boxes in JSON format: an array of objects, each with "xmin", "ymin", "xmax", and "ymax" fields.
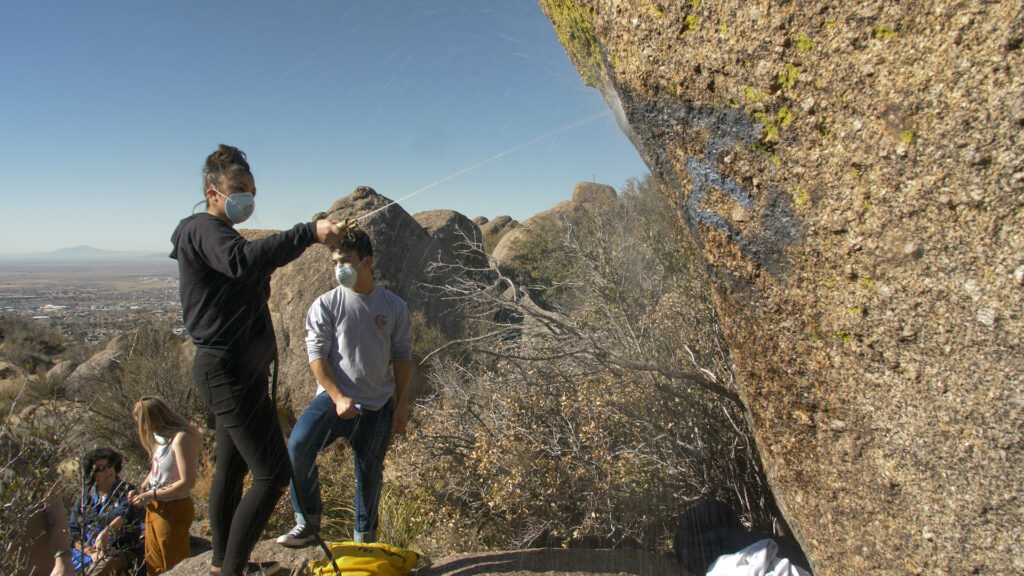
[{"xmin": 0, "ymin": 1, "xmax": 648, "ymax": 255}]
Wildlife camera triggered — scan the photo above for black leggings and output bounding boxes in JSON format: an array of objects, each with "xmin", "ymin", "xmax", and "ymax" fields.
[{"xmin": 193, "ymin": 351, "xmax": 291, "ymax": 576}]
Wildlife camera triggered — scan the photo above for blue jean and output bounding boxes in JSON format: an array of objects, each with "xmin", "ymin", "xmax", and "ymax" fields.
[{"xmin": 288, "ymin": 393, "xmax": 394, "ymax": 542}]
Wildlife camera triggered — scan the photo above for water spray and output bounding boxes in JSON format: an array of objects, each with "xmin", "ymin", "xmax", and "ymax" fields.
[{"xmin": 351, "ymin": 110, "xmax": 612, "ymax": 223}]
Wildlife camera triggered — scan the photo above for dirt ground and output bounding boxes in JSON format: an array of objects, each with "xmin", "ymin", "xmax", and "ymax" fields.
[{"xmin": 414, "ymin": 548, "xmax": 687, "ymax": 576}]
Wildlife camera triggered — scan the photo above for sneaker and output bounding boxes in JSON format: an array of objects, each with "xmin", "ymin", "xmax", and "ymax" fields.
[
  {"xmin": 276, "ymin": 523, "xmax": 317, "ymax": 547},
  {"xmin": 242, "ymin": 561, "xmax": 281, "ymax": 575}
]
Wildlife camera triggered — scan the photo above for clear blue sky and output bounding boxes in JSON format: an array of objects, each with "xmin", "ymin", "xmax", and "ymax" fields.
[{"xmin": 0, "ymin": 1, "xmax": 647, "ymax": 254}]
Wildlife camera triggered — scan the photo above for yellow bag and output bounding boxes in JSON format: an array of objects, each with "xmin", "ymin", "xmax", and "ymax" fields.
[{"xmin": 307, "ymin": 541, "xmax": 419, "ymax": 576}]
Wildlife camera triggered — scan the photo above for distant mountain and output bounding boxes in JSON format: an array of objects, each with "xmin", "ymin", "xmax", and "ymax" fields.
[{"xmin": 0, "ymin": 245, "xmax": 166, "ymax": 261}]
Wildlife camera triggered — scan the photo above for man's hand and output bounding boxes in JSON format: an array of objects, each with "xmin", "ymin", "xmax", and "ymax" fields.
[
  {"xmin": 315, "ymin": 218, "xmax": 358, "ymax": 245},
  {"xmin": 333, "ymin": 394, "xmax": 362, "ymax": 420},
  {"xmin": 391, "ymin": 403, "xmax": 408, "ymax": 435}
]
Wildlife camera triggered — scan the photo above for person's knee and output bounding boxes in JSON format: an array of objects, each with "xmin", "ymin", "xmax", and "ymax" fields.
[{"xmin": 270, "ymin": 460, "xmax": 292, "ymax": 487}]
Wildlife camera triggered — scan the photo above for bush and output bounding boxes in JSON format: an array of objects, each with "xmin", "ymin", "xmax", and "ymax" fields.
[
  {"xmin": 82, "ymin": 323, "xmax": 204, "ymax": 460},
  {"xmin": 390, "ymin": 175, "xmax": 777, "ymax": 555},
  {"xmin": 1, "ymin": 395, "xmax": 76, "ymax": 576},
  {"xmin": 0, "ymin": 314, "xmax": 68, "ymax": 374}
]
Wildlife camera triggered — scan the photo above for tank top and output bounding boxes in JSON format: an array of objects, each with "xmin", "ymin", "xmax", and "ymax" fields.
[{"xmin": 148, "ymin": 433, "xmax": 190, "ymax": 501}]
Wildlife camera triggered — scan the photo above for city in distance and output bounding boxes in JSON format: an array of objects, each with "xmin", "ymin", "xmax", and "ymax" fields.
[{"xmin": 0, "ymin": 247, "xmax": 180, "ymax": 344}]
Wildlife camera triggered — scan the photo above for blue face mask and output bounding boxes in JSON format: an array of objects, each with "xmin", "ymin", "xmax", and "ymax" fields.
[{"xmin": 216, "ymin": 190, "xmax": 255, "ymax": 224}]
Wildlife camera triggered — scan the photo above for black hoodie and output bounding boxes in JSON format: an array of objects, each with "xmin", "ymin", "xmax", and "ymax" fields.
[{"xmin": 169, "ymin": 213, "xmax": 316, "ymax": 362}]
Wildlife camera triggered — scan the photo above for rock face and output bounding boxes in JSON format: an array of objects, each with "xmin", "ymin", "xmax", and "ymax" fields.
[
  {"xmin": 249, "ymin": 188, "xmax": 480, "ymax": 415},
  {"xmin": 541, "ymin": 1, "xmax": 1023, "ymax": 575},
  {"xmin": 412, "ymin": 209, "xmax": 489, "ymax": 336}
]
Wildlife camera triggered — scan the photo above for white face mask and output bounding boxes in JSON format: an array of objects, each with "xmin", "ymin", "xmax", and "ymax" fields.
[
  {"xmin": 335, "ymin": 262, "xmax": 359, "ymax": 289},
  {"xmin": 216, "ymin": 190, "xmax": 255, "ymax": 224}
]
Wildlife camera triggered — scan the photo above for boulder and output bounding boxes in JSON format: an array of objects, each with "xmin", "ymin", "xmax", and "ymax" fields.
[
  {"xmin": 414, "ymin": 209, "xmax": 484, "ymax": 248},
  {"xmin": 63, "ymin": 335, "xmax": 130, "ymax": 400},
  {"xmin": 491, "ymin": 183, "xmax": 616, "ymax": 270},
  {"xmin": 478, "ymin": 215, "xmax": 516, "ymax": 238},
  {"xmin": 542, "ymin": 1, "xmax": 1023, "ymax": 574},
  {"xmin": 163, "ymin": 538, "xmax": 322, "ymax": 576},
  {"xmin": 0, "ymin": 360, "xmax": 18, "ymax": 379},
  {"xmin": 478, "ymin": 215, "xmax": 519, "ymax": 254},
  {"xmin": 46, "ymin": 360, "xmax": 76, "ymax": 383},
  {"xmin": 571, "ymin": 182, "xmax": 616, "ymax": 204},
  {"xmin": 412, "ymin": 210, "xmax": 487, "ymax": 337}
]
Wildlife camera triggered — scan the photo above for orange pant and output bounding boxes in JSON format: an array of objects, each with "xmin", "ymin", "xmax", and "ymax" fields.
[{"xmin": 144, "ymin": 497, "xmax": 194, "ymax": 575}]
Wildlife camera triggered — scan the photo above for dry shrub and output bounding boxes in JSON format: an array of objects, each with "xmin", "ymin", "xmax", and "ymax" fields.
[
  {"xmin": 0, "ymin": 314, "xmax": 68, "ymax": 376},
  {"xmin": 83, "ymin": 322, "xmax": 205, "ymax": 461},
  {"xmin": 1, "ymin": 390, "xmax": 75, "ymax": 576},
  {"xmin": 390, "ymin": 175, "xmax": 776, "ymax": 555},
  {"xmin": 73, "ymin": 322, "xmax": 215, "ymax": 525}
]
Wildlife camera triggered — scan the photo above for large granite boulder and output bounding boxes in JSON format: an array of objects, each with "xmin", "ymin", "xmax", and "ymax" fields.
[
  {"xmin": 571, "ymin": 182, "xmax": 616, "ymax": 204},
  {"xmin": 492, "ymin": 181, "xmax": 617, "ymax": 270},
  {"xmin": 412, "ymin": 209, "xmax": 487, "ymax": 337},
  {"xmin": 541, "ymin": 1, "xmax": 1023, "ymax": 574},
  {"xmin": 62, "ymin": 334, "xmax": 130, "ymax": 400},
  {"xmin": 0, "ymin": 360, "xmax": 19, "ymax": 380},
  {"xmin": 479, "ymin": 215, "xmax": 517, "ymax": 238},
  {"xmin": 46, "ymin": 359, "xmax": 77, "ymax": 383},
  {"xmin": 478, "ymin": 215, "xmax": 519, "ymax": 254}
]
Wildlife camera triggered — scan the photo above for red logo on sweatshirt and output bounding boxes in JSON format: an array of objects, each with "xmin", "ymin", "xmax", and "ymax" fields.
[{"xmin": 375, "ymin": 315, "xmax": 387, "ymax": 331}]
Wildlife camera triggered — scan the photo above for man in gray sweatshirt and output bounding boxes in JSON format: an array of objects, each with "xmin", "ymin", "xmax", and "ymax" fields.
[{"xmin": 277, "ymin": 228, "xmax": 412, "ymax": 547}]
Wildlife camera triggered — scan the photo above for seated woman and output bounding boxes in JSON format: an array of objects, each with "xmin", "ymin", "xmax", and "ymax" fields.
[
  {"xmin": 69, "ymin": 447, "xmax": 142, "ymax": 575},
  {"xmin": 128, "ymin": 397, "xmax": 200, "ymax": 576}
]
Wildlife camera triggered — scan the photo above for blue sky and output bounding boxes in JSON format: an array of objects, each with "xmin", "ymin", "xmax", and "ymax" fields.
[{"xmin": 0, "ymin": 1, "xmax": 647, "ymax": 254}]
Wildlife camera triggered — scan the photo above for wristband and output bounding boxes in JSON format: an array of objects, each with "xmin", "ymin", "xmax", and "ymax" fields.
[{"xmin": 152, "ymin": 488, "xmax": 158, "ymax": 499}]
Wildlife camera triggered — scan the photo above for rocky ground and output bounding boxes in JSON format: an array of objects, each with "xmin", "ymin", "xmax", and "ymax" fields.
[{"xmin": 166, "ymin": 539, "xmax": 686, "ymax": 576}]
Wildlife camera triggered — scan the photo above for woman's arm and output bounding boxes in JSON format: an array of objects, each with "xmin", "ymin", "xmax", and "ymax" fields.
[{"xmin": 127, "ymin": 478, "xmax": 151, "ymax": 505}]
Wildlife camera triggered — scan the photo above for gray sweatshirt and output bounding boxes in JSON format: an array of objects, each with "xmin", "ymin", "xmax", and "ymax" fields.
[{"xmin": 305, "ymin": 284, "xmax": 412, "ymax": 410}]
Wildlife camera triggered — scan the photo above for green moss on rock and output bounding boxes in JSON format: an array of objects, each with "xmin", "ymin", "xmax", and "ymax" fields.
[{"xmin": 541, "ymin": 0, "xmax": 606, "ymax": 88}]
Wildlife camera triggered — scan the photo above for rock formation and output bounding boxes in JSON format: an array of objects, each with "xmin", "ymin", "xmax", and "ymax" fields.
[
  {"xmin": 46, "ymin": 359, "xmax": 76, "ymax": 383},
  {"xmin": 477, "ymin": 215, "xmax": 519, "ymax": 253},
  {"xmin": 492, "ymin": 181, "xmax": 617, "ymax": 269},
  {"xmin": 571, "ymin": 181, "xmax": 616, "ymax": 204},
  {"xmin": 62, "ymin": 334, "xmax": 130, "ymax": 400},
  {"xmin": 412, "ymin": 209, "xmax": 488, "ymax": 335},
  {"xmin": 541, "ymin": 1, "xmax": 1023, "ymax": 574}
]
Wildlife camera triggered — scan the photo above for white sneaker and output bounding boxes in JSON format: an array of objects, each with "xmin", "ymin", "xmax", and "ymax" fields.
[{"xmin": 276, "ymin": 524, "xmax": 317, "ymax": 547}]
